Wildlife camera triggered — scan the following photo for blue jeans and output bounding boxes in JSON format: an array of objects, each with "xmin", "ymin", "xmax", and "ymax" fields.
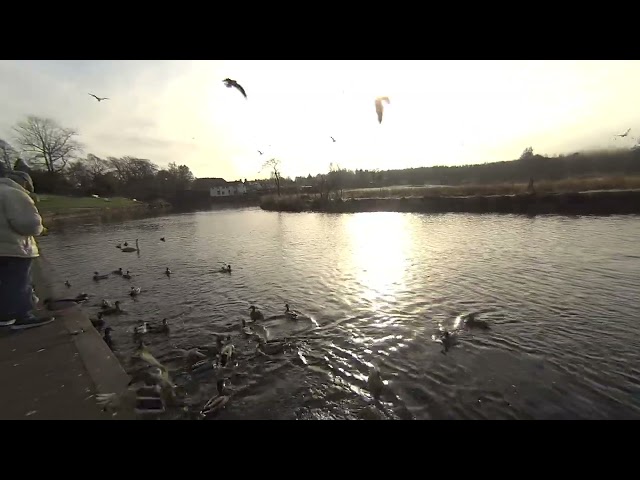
[{"xmin": 0, "ymin": 257, "xmax": 35, "ymax": 321}]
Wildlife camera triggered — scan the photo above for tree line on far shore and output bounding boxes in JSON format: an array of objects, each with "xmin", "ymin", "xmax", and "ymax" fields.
[{"xmin": 2, "ymin": 115, "xmax": 640, "ymax": 204}]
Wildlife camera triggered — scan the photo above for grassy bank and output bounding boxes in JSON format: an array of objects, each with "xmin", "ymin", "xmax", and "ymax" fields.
[
  {"xmin": 36, "ymin": 194, "xmax": 141, "ymax": 213},
  {"xmin": 342, "ymin": 175, "xmax": 640, "ymax": 199},
  {"xmin": 261, "ymin": 188, "xmax": 640, "ymax": 216},
  {"xmin": 36, "ymin": 194, "xmax": 170, "ymax": 228}
]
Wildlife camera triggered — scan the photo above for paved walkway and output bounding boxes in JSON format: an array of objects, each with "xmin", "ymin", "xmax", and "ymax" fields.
[{"xmin": 0, "ymin": 255, "xmax": 133, "ymax": 420}]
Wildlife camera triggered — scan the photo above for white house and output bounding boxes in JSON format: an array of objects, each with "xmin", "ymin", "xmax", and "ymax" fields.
[{"xmin": 210, "ymin": 180, "xmax": 247, "ymax": 197}]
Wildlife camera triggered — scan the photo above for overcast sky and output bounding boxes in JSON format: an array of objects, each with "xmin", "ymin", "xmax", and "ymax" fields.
[{"xmin": 1, "ymin": 60, "xmax": 639, "ymax": 180}]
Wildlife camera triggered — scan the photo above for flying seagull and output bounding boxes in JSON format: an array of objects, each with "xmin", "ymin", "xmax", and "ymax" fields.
[
  {"xmin": 258, "ymin": 150, "xmax": 263, "ymax": 155},
  {"xmin": 330, "ymin": 136, "xmax": 336, "ymax": 142},
  {"xmin": 223, "ymin": 78, "xmax": 247, "ymax": 99},
  {"xmin": 89, "ymin": 93, "xmax": 109, "ymax": 102},
  {"xmin": 615, "ymin": 128, "xmax": 631, "ymax": 138},
  {"xmin": 375, "ymin": 96, "xmax": 391, "ymax": 124}
]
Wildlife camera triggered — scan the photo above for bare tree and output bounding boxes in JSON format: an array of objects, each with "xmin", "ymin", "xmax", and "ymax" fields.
[
  {"xmin": 262, "ymin": 158, "xmax": 282, "ymax": 196},
  {"xmin": 0, "ymin": 139, "xmax": 17, "ymax": 173},
  {"xmin": 84, "ymin": 154, "xmax": 110, "ymax": 177},
  {"xmin": 13, "ymin": 116, "xmax": 82, "ymax": 172}
]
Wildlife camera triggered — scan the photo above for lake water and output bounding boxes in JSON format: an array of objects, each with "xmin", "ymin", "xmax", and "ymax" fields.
[{"xmin": 39, "ymin": 208, "xmax": 640, "ymax": 419}]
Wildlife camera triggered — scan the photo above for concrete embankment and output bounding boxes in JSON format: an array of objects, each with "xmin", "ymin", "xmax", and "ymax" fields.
[
  {"xmin": 261, "ymin": 189, "xmax": 640, "ymax": 215},
  {"xmin": 0, "ymin": 253, "xmax": 132, "ymax": 420}
]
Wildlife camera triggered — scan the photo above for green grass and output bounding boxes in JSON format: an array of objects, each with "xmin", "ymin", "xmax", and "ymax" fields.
[{"xmin": 35, "ymin": 195, "xmax": 142, "ymax": 214}]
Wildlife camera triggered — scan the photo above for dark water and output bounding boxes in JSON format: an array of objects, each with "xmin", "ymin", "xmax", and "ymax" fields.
[{"xmin": 39, "ymin": 208, "xmax": 640, "ymax": 419}]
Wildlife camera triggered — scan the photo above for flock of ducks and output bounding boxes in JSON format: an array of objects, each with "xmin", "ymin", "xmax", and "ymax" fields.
[
  {"xmin": 54, "ymin": 237, "xmax": 319, "ymax": 419},
  {"xmin": 92, "ymin": 300, "xmax": 310, "ymax": 418},
  {"xmin": 53, "ymin": 234, "xmax": 494, "ymax": 419}
]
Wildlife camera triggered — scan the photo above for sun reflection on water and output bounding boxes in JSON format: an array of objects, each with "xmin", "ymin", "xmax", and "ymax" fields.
[{"xmin": 345, "ymin": 212, "xmax": 413, "ymax": 315}]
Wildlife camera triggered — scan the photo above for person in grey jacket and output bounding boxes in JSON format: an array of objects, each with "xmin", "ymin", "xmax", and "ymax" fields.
[{"xmin": 0, "ymin": 171, "xmax": 55, "ymax": 329}]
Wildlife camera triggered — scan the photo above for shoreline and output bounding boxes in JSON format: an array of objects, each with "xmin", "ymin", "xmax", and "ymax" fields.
[
  {"xmin": 41, "ymin": 199, "xmax": 262, "ymax": 229},
  {"xmin": 260, "ymin": 189, "xmax": 640, "ymax": 216}
]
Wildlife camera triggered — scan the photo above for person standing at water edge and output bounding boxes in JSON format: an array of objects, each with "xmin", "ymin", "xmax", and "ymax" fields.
[{"xmin": 0, "ymin": 171, "xmax": 55, "ymax": 329}]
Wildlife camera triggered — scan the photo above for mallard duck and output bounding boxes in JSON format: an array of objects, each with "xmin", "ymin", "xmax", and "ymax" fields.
[
  {"xmin": 201, "ymin": 379, "xmax": 230, "ymax": 418},
  {"xmin": 64, "ymin": 280, "xmax": 71, "ymax": 288},
  {"xmin": 462, "ymin": 313, "xmax": 491, "ymax": 330},
  {"xmin": 134, "ymin": 322, "xmax": 149, "ymax": 335},
  {"xmin": 367, "ymin": 366, "xmax": 385, "ymax": 399},
  {"xmin": 130, "ymin": 287, "xmax": 141, "ymax": 297},
  {"xmin": 256, "ymin": 338, "xmax": 287, "ymax": 355},
  {"xmin": 249, "ymin": 305, "xmax": 264, "ymax": 321},
  {"xmin": 101, "ymin": 301, "xmax": 124, "ymax": 316},
  {"xmin": 183, "ymin": 358, "xmax": 215, "ymax": 378},
  {"xmin": 93, "ymin": 271, "xmax": 109, "ymax": 281},
  {"xmin": 112, "ymin": 267, "xmax": 123, "ymax": 275},
  {"xmin": 123, "ymin": 270, "xmax": 132, "ymax": 280},
  {"xmin": 148, "ymin": 318, "xmax": 169, "ymax": 334},
  {"xmin": 103, "ymin": 327, "xmax": 114, "ymax": 350},
  {"xmin": 121, "ymin": 239, "xmax": 139, "ymax": 253},
  {"xmin": 91, "ymin": 312, "xmax": 106, "ymax": 329},
  {"xmin": 284, "ymin": 303, "xmax": 299, "ymax": 320},
  {"xmin": 219, "ymin": 264, "xmax": 231, "ymax": 273},
  {"xmin": 165, "ymin": 267, "xmax": 171, "ymax": 276}
]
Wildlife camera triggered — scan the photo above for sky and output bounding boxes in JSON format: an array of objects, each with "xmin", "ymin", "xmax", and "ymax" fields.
[{"xmin": 1, "ymin": 60, "xmax": 640, "ymax": 181}]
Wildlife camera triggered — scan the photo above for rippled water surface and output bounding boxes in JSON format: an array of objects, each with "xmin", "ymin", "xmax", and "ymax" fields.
[{"xmin": 39, "ymin": 209, "xmax": 640, "ymax": 419}]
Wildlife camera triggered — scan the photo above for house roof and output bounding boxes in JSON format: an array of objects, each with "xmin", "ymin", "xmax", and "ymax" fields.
[{"xmin": 192, "ymin": 177, "xmax": 228, "ymax": 190}]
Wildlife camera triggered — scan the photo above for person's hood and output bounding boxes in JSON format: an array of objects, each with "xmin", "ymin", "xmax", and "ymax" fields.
[{"xmin": 0, "ymin": 176, "xmax": 30, "ymax": 193}]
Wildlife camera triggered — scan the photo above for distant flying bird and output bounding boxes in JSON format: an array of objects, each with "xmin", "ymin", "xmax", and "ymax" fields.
[
  {"xmin": 258, "ymin": 150, "xmax": 263, "ymax": 155},
  {"xmin": 222, "ymin": 78, "xmax": 247, "ymax": 99},
  {"xmin": 88, "ymin": 93, "xmax": 109, "ymax": 102},
  {"xmin": 615, "ymin": 128, "xmax": 631, "ymax": 138},
  {"xmin": 375, "ymin": 96, "xmax": 390, "ymax": 124},
  {"xmin": 330, "ymin": 136, "xmax": 336, "ymax": 142}
]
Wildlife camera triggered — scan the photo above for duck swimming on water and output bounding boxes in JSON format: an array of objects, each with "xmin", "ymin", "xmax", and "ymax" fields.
[
  {"xmin": 200, "ymin": 379, "xmax": 230, "ymax": 418},
  {"xmin": 249, "ymin": 305, "xmax": 264, "ymax": 321},
  {"xmin": 130, "ymin": 287, "xmax": 141, "ymax": 297},
  {"xmin": 112, "ymin": 267, "xmax": 123, "ymax": 275},
  {"xmin": 284, "ymin": 303, "xmax": 300, "ymax": 320},
  {"xmin": 93, "ymin": 271, "xmax": 109, "ymax": 281},
  {"xmin": 148, "ymin": 318, "xmax": 170, "ymax": 334},
  {"xmin": 462, "ymin": 313, "xmax": 491, "ymax": 331},
  {"xmin": 121, "ymin": 239, "xmax": 139, "ymax": 253},
  {"xmin": 102, "ymin": 301, "xmax": 125, "ymax": 316}
]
